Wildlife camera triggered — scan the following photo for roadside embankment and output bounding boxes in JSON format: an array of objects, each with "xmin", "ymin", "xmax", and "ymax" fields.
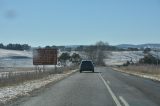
[
  {"xmin": 0, "ymin": 68, "xmax": 78, "ymax": 105},
  {"xmin": 112, "ymin": 65, "xmax": 160, "ymax": 82}
]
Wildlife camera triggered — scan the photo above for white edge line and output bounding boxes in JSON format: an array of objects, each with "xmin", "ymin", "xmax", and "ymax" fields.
[
  {"xmin": 99, "ymin": 73, "xmax": 122, "ymax": 106},
  {"xmin": 119, "ymin": 96, "xmax": 130, "ymax": 106}
]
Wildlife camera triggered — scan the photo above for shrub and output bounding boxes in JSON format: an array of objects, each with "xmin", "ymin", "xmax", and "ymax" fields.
[
  {"xmin": 58, "ymin": 52, "xmax": 71, "ymax": 66},
  {"xmin": 123, "ymin": 61, "xmax": 130, "ymax": 66},
  {"xmin": 139, "ymin": 54, "xmax": 160, "ymax": 64}
]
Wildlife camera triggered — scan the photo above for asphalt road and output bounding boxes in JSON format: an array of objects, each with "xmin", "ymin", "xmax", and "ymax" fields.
[{"xmin": 7, "ymin": 67, "xmax": 160, "ymax": 106}]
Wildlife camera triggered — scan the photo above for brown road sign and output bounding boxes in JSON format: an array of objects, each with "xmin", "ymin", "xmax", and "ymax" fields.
[{"xmin": 33, "ymin": 48, "xmax": 57, "ymax": 65}]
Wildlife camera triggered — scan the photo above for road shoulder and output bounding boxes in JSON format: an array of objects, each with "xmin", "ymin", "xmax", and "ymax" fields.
[{"xmin": 112, "ymin": 67, "xmax": 160, "ymax": 82}]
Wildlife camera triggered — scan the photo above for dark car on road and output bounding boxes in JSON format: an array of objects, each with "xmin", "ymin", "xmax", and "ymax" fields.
[{"xmin": 79, "ymin": 60, "xmax": 94, "ymax": 73}]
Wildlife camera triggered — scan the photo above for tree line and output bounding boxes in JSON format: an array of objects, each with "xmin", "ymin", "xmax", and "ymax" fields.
[{"xmin": 0, "ymin": 43, "xmax": 31, "ymax": 51}]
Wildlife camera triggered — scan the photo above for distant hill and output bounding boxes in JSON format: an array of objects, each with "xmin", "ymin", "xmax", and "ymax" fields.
[
  {"xmin": 116, "ymin": 44, "xmax": 160, "ymax": 49},
  {"xmin": 65, "ymin": 45, "xmax": 81, "ymax": 49}
]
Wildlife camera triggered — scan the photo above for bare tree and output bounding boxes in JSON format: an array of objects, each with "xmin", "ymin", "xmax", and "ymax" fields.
[{"xmin": 84, "ymin": 41, "xmax": 111, "ymax": 66}]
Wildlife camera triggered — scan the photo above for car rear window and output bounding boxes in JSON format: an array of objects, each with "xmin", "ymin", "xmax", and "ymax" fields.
[{"xmin": 81, "ymin": 61, "xmax": 93, "ymax": 66}]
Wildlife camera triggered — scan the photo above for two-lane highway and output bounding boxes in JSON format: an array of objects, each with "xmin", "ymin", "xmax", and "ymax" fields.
[{"xmin": 7, "ymin": 67, "xmax": 160, "ymax": 106}]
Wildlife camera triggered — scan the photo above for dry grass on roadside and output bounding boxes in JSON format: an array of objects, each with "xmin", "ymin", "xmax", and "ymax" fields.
[
  {"xmin": 0, "ymin": 66, "xmax": 77, "ymax": 87},
  {"xmin": 119, "ymin": 64, "xmax": 160, "ymax": 75}
]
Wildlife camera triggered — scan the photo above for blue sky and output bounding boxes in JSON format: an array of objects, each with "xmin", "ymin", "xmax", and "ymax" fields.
[{"xmin": 0, "ymin": 0, "xmax": 160, "ymax": 46}]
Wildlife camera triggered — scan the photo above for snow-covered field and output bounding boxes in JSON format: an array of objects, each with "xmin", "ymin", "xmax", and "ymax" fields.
[
  {"xmin": 0, "ymin": 69, "xmax": 77, "ymax": 105},
  {"xmin": 150, "ymin": 51, "xmax": 160, "ymax": 59},
  {"xmin": 0, "ymin": 49, "xmax": 74, "ymax": 68},
  {"xmin": 0, "ymin": 49, "xmax": 32, "ymax": 58},
  {"xmin": 0, "ymin": 49, "xmax": 159, "ymax": 68},
  {"xmin": 0, "ymin": 49, "xmax": 33, "ymax": 68},
  {"xmin": 104, "ymin": 51, "xmax": 160, "ymax": 66},
  {"xmin": 104, "ymin": 51, "xmax": 144, "ymax": 66}
]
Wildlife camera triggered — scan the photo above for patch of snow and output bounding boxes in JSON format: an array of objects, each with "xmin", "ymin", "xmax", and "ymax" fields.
[
  {"xmin": 0, "ymin": 49, "xmax": 32, "ymax": 58},
  {"xmin": 0, "ymin": 69, "xmax": 77, "ymax": 104},
  {"xmin": 150, "ymin": 51, "xmax": 160, "ymax": 59},
  {"xmin": 104, "ymin": 51, "xmax": 144, "ymax": 66}
]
